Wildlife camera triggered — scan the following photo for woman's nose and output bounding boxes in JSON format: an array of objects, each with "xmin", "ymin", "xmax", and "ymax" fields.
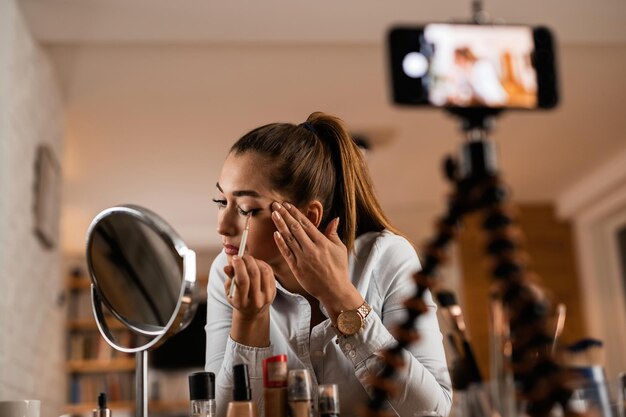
[{"xmin": 216, "ymin": 210, "xmax": 237, "ymax": 236}]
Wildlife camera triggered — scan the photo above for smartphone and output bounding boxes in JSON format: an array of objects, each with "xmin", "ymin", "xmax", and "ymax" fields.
[{"xmin": 388, "ymin": 23, "xmax": 558, "ymax": 110}]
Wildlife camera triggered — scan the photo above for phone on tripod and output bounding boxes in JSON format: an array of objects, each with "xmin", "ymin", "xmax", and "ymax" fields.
[{"xmin": 388, "ymin": 23, "xmax": 558, "ymax": 110}]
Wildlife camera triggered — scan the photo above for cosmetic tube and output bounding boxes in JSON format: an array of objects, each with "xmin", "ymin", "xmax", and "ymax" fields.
[
  {"xmin": 287, "ymin": 369, "xmax": 314, "ymax": 417},
  {"xmin": 263, "ymin": 355, "xmax": 288, "ymax": 417},
  {"xmin": 318, "ymin": 384, "xmax": 340, "ymax": 417},
  {"xmin": 189, "ymin": 371, "xmax": 216, "ymax": 417},
  {"xmin": 226, "ymin": 364, "xmax": 259, "ymax": 417}
]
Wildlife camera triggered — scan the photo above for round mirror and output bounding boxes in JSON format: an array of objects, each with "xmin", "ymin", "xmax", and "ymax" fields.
[{"xmin": 86, "ymin": 204, "xmax": 198, "ymax": 353}]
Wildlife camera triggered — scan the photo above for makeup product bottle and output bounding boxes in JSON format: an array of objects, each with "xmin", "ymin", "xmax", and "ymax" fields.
[
  {"xmin": 263, "ymin": 355, "xmax": 288, "ymax": 417},
  {"xmin": 287, "ymin": 369, "xmax": 314, "ymax": 417},
  {"xmin": 226, "ymin": 364, "xmax": 259, "ymax": 417},
  {"xmin": 318, "ymin": 384, "xmax": 340, "ymax": 417},
  {"xmin": 564, "ymin": 339, "xmax": 613, "ymax": 417},
  {"xmin": 93, "ymin": 393, "xmax": 111, "ymax": 417},
  {"xmin": 188, "ymin": 371, "xmax": 216, "ymax": 417}
]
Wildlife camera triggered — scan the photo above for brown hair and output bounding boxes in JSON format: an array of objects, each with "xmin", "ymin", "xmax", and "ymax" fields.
[
  {"xmin": 454, "ymin": 46, "xmax": 477, "ymax": 63},
  {"xmin": 230, "ymin": 111, "xmax": 400, "ymax": 251}
]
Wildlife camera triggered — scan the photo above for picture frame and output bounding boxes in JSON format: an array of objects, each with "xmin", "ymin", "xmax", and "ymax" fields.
[{"xmin": 34, "ymin": 144, "xmax": 61, "ymax": 249}]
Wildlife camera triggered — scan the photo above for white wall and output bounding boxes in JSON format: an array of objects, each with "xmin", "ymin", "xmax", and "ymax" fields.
[
  {"xmin": 0, "ymin": 0, "xmax": 65, "ymax": 415},
  {"xmin": 46, "ymin": 42, "xmax": 626, "ymax": 254},
  {"xmin": 557, "ymin": 148, "xmax": 626, "ymax": 382}
]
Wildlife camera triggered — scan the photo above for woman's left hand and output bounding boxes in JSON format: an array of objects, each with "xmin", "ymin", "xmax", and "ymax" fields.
[{"xmin": 271, "ymin": 201, "xmax": 363, "ymax": 315}]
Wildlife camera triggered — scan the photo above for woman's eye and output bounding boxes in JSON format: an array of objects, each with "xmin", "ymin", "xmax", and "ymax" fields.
[
  {"xmin": 238, "ymin": 207, "xmax": 260, "ymax": 216},
  {"xmin": 211, "ymin": 198, "xmax": 227, "ymax": 208},
  {"xmin": 213, "ymin": 199, "xmax": 259, "ymax": 216}
]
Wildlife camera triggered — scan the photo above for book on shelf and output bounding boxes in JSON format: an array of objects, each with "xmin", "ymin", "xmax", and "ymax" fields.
[
  {"xmin": 68, "ymin": 331, "xmax": 133, "ymax": 361},
  {"xmin": 68, "ymin": 373, "xmax": 135, "ymax": 404},
  {"xmin": 67, "ymin": 288, "xmax": 95, "ymax": 321}
]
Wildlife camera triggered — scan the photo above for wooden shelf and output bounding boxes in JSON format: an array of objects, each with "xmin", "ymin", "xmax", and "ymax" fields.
[
  {"xmin": 65, "ymin": 400, "xmax": 188, "ymax": 414},
  {"xmin": 66, "ymin": 358, "xmax": 135, "ymax": 373},
  {"xmin": 67, "ymin": 277, "xmax": 92, "ymax": 290},
  {"xmin": 65, "ymin": 401, "xmax": 134, "ymax": 413},
  {"xmin": 150, "ymin": 400, "xmax": 189, "ymax": 413},
  {"xmin": 67, "ymin": 318, "xmax": 127, "ymax": 331}
]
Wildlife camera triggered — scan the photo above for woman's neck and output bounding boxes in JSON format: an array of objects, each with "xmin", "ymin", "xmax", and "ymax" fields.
[{"xmin": 271, "ymin": 260, "xmax": 305, "ymax": 296}]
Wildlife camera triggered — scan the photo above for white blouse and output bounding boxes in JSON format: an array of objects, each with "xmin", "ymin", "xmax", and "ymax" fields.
[{"xmin": 205, "ymin": 230, "xmax": 452, "ymax": 417}]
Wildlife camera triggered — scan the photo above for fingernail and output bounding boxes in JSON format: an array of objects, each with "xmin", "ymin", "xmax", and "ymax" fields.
[
  {"xmin": 283, "ymin": 202, "xmax": 292, "ymax": 210},
  {"xmin": 272, "ymin": 211, "xmax": 281, "ymax": 220},
  {"xmin": 274, "ymin": 231, "xmax": 282, "ymax": 239},
  {"xmin": 272, "ymin": 202, "xmax": 282, "ymax": 210},
  {"xmin": 232, "ymin": 255, "xmax": 239, "ymax": 261}
]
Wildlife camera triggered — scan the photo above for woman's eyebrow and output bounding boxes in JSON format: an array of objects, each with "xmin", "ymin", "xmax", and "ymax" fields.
[{"xmin": 215, "ymin": 182, "xmax": 262, "ymax": 198}]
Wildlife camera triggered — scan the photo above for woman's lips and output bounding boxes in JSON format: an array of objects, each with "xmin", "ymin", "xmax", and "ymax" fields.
[{"xmin": 223, "ymin": 244, "xmax": 239, "ymax": 256}]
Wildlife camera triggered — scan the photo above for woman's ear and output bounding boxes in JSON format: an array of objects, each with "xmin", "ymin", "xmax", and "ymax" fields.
[{"xmin": 304, "ymin": 200, "xmax": 324, "ymax": 228}]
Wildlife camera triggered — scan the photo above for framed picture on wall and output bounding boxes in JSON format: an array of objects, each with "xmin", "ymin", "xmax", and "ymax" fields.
[{"xmin": 34, "ymin": 144, "xmax": 61, "ymax": 249}]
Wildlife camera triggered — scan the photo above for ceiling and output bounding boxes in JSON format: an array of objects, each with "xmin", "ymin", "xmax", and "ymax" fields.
[
  {"xmin": 17, "ymin": 0, "xmax": 626, "ymax": 44},
  {"xmin": 16, "ymin": 1, "xmax": 626, "ymax": 254}
]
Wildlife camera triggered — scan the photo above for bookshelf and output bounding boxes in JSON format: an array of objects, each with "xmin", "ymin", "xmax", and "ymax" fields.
[
  {"xmin": 64, "ymin": 265, "xmax": 208, "ymax": 417},
  {"xmin": 65, "ymin": 267, "xmax": 136, "ymax": 415}
]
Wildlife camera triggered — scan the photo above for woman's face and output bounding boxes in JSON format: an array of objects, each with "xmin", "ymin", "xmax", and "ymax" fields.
[{"xmin": 214, "ymin": 151, "xmax": 288, "ymax": 269}]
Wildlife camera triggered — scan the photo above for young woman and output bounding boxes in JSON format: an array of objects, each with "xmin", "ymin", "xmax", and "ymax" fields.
[{"xmin": 205, "ymin": 112, "xmax": 452, "ymax": 417}]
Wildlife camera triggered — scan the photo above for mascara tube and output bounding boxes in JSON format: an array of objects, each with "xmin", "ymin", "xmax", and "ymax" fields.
[{"xmin": 93, "ymin": 393, "xmax": 111, "ymax": 417}]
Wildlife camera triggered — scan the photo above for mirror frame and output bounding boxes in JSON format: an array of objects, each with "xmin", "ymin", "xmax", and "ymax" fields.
[{"xmin": 86, "ymin": 204, "xmax": 198, "ymax": 353}]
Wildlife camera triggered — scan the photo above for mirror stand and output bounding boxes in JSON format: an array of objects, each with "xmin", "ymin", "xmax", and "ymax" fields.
[
  {"xmin": 87, "ymin": 205, "xmax": 199, "ymax": 417},
  {"xmin": 136, "ymin": 351, "xmax": 148, "ymax": 417},
  {"xmin": 91, "ymin": 286, "xmax": 157, "ymax": 417}
]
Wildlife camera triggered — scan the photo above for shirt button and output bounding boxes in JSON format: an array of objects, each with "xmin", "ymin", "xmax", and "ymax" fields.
[
  {"xmin": 349, "ymin": 350, "xmax": 357, "ymax": 358},
  {"xmin": 344, "ymin": 343, "xmax": 353, "ymax": 350}
]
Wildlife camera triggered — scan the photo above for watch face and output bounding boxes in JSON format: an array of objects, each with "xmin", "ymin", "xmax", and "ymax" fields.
[{"xmin": 337, "ymin": 310, "xmax": 362, "ymax": 335}]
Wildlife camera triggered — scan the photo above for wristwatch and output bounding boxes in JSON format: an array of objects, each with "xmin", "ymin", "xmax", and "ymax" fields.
[{"xmin": 335, "ymin": 301, "xmax": 372, "ymax": 336}]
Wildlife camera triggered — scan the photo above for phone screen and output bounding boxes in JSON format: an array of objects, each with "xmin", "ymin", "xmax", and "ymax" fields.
[{"xmin": 388, "ymin": 23, "xmax": 558, "ymax": 110}]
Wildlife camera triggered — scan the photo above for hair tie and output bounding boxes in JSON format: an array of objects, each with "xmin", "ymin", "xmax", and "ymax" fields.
[{"xmin": 299, "ymin": 122, "xmax": 319, "ymax": 137}]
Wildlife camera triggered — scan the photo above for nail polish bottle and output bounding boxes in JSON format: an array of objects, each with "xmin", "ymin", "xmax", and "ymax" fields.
[
  {"xmin": 226, "ymin": 364, "xmax": 259, "ymax": 417},
  {"xmin": 189, "ymin": 371, "xmax": 216, "ymax": 417}
]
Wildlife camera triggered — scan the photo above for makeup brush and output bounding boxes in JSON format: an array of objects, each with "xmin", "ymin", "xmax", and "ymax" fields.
[
  {"xmin": 436, "ymin": 290, "xmax": 482, "ymax": 387},
  {"xmin": 229, "ymin": 213, "xmax": 252, "ymax": 298}
]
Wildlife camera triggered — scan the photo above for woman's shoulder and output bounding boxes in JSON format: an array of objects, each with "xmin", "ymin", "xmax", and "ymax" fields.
[
  {"xmin": 208, "ymin": 251, "xmax": 229, "ymax": 281},
  {"xmin": 352, "ymin": 230, "xmax": 421, "ymax": 292},
  {"xmin": 355, "ymin": 229, "xmax": 415, "ymax": 252},
  {"xmin": 354, "ymin": 229, "xmax": 418, "ymax": 264}
]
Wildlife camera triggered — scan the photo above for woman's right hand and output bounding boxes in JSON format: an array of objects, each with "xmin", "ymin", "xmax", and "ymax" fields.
[{"xmin": 224, "ymin": 255, "xmax": 276, "ymax": 346}]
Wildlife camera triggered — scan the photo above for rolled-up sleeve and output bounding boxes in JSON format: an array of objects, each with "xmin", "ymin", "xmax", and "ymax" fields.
[
  {"xmin": 204, "ymin": 253, "xmax": 274, "ymax": 417},
  {"xmin": 338, "ymin": 235, "xmax": 453, "ymax": 417}
]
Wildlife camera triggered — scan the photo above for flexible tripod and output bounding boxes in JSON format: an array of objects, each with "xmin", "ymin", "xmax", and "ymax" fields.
[{"xmin": 364, "ymin": 111, "xmax": 581, "ymax": 417}]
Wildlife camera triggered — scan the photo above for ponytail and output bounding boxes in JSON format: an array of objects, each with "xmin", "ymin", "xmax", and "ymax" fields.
[
  {"xmin": 230, "ymin": 111, "xmax": 399, "ymax": 251},
  {"xmin": 304, "ymin": 112, "xmax": 400, "ymax": 250}
]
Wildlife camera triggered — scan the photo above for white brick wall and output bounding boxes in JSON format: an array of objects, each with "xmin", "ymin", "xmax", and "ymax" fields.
[{"xmin": 0, "ymin": 1, "xmax": 65, "ymax": 417}]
